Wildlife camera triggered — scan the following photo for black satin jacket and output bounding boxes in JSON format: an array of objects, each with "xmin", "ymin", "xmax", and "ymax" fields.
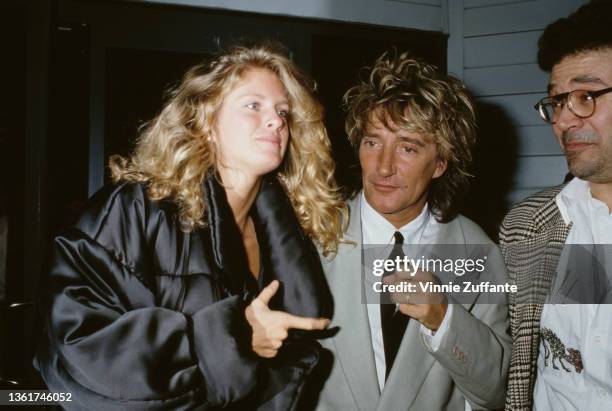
[{"xmin": 35, "ymin": 175, "xmax": 333, "ymax": 410}]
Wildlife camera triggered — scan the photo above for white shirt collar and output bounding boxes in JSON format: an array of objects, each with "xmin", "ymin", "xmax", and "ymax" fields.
[
  {"xmin": 360, "ymin": 191, "xmax": 432, "ymax": 245},
  {"xmin": 557, "ymin": 177, "xmax": 610, "ymax": 225},
  {"xmin": 556, "ymin": 177, "xmax": 612, "ymax": 245}
]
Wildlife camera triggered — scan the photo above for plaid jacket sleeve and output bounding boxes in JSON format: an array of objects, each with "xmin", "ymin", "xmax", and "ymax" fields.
[{"xmin": 499, "ymin": 185, "xmax": 569, "ymax": 411}]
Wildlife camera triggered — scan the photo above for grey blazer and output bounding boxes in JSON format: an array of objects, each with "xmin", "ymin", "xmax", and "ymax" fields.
[{"xmin": 308, "ymin": 195, "xmax": 511, "ymax": 411}]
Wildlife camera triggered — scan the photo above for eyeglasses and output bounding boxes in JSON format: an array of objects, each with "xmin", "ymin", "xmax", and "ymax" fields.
[{"xmin": 534, "ymin": 87, "xmax": 612, "ymax": 124}]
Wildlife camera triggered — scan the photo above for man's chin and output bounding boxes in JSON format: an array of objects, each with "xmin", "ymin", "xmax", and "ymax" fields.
[
  {"xmin": 567, "ymin": 159, "xmax": 600, "ymax": 181},
  {"xmin": 367, "ymin": 199, "xmax": 402, "ymax": 215}
]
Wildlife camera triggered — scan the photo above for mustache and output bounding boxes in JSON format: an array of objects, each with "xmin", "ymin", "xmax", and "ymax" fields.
[{"xmin": 562, "ymin": 131, "xmax": 599, "ymax": 145}]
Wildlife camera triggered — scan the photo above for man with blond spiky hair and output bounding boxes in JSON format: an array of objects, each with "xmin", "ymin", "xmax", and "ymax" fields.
[{"xmin": 305, "ymin": 50, "xmax": 511, "ymax": 411}]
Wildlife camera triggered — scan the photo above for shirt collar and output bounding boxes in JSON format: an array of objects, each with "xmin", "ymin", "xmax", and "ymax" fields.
[
  {"xmin": 360, "ymin": 191, "xmax": 431, "ymax": 245},
  {"xmin": 557, "ymin": 177, "xmax": 610, "ymax": 225}
]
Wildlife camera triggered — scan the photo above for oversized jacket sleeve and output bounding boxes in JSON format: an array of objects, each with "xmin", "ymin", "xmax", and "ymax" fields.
[
  {"xmin": 422, "ymin": 300, "xmax": 511, "ymax": 409},
  {"xmin": 35, "ymin": 183, "xmax": 318, "ymax": 410}
]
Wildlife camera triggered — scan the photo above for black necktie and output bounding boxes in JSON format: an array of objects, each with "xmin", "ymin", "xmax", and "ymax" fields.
[{"xmin": 380, "ymin": 231, "xmax": 409, "ymax": 379}]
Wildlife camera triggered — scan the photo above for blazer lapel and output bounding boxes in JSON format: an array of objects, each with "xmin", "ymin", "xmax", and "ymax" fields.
[
  {"xmin": 532, "ymin": 198, "xmax": 572, "ymax": 287},
  {"xmin": 323, "ymin": 196, "xmax": 381, "ymax": 410},
  {"xmin": 509, "ymin": 196, "xmax": 571, "ymax": 305}
]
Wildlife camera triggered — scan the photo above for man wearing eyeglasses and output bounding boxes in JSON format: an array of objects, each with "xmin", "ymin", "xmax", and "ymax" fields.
[{"xmin": 501, "ymin": 2, "xmax": 612, "ymax": 410}]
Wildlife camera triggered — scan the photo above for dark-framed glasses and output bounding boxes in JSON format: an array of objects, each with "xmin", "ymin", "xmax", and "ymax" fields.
[{"xmin": 534, "ymin": 87, "xmax": 612, "ymax": 124}]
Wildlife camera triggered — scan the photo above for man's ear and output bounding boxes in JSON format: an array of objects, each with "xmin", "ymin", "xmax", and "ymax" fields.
[{"xmin": 433, "ymin": 157, "xmax": 447, "ymax": 179}]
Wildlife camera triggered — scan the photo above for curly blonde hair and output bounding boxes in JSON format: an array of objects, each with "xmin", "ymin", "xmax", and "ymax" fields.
[
  {"xmin": 110, "ymin": 42, "xmax": 347, "ymax": 255},
  {"xmin": 344, "ymin": 50, "xmax": 476, "ymax": 222}
]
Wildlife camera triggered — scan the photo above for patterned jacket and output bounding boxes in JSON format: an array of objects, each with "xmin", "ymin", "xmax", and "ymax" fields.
[{"xmin": 499, "ymin": 185, "xmax": 571, "ymax": 410}]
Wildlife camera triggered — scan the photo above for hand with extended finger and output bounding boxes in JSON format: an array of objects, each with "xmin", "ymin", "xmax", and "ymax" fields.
[
  {"xmin": 245, "ymin": 280, "xmax": 331, "ymax": 358},
  {"xmin": 383, "ymin": 270, "xmax": 448, "ymax": 331}
]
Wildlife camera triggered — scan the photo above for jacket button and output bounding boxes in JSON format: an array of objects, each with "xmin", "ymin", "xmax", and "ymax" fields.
[{"xmin": 453, "ymin": 346, "xmax": 466, "ymax": 362}]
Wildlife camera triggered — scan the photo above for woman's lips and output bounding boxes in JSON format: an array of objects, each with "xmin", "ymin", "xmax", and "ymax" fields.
[
  {"xmin": 255, "ymin": 136, "xmax": 281, "ymax": 153},
  {"xmin": 256, "ymin": 135, "xmax": 281, "ymax": 148}
]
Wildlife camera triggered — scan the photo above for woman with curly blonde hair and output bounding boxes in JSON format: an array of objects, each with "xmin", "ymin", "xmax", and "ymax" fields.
[{"xmin": 36, "ymin": 42, "xmax": 347, "ymax": 410}]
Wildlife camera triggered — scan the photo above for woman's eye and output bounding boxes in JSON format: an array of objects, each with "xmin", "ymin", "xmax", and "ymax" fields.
[
  {"xmin": 246, "ymin": 102, "xmax": 259, "ymax": 110},
  {"xmin": 277, "ymin": 109, "xmax": 289, "ymax": 118}
]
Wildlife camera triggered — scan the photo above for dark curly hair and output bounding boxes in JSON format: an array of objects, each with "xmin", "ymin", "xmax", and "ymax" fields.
[
  {"xmin": 343, "ymin": 50, "xmax": 476, "ymax": 223},
  {"xmin": 538, "ymin": 0, "xmax": 612, "ymax": 72}
]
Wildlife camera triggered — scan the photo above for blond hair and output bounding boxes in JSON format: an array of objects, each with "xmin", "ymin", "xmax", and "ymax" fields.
[
  {"xmin": 110, "ymin": 42, "xmax": 347, "ymax": 255},
  {"xmin": 344, "ymin": 50, "xmax": 476, "ymax": 222}
]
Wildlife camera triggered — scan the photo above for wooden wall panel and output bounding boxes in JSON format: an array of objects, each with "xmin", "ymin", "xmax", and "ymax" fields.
[
  {"xmin": 513, "ymin": 156, "xmax": 568, "ymax": 188},
  {"xmin": 477, "ymin": 93, "xmax": 546, "ymax": 126},
  {"xmin": 464, "ymin": 0, "xmax": 581, "ymax": 36},
  {"xmin": 464, "ymin": 31, "xmax": 540, "ymax": 67},
  {"xmin": 464, "ymin": 63, "xmax": 547, "ymax": 96},
  {"xmin": 516, "ymin": 125, "xmax": 562, "ymax": 156},
  {"xmin": 453, "ymin": 0, "xmax": 585, "ymax": 232}
]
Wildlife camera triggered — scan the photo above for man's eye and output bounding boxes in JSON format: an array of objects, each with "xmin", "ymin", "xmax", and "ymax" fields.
[
  {"xmin": 395, "ymin": 142, "xmax": 417, "ymax": 154},
  {"xmin": 362, "ymin": 139, "xmax": 377, "ymax": 147},
  {"xmin": 550, "ymin": 99, "xmax": 564, "ymax": 109},
  {"xmin": 580, "ymin": 92, "xmax": 594, "ymax": 102}
]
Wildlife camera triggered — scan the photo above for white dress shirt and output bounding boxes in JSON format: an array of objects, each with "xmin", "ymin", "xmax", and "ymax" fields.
[
  {"xmin": 533, "ymin": 178, "xmax": 612, "ymax": 411},
  {"xmin": 360, "ymin": 192, "xmax": 454, "ymax": 392}
]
